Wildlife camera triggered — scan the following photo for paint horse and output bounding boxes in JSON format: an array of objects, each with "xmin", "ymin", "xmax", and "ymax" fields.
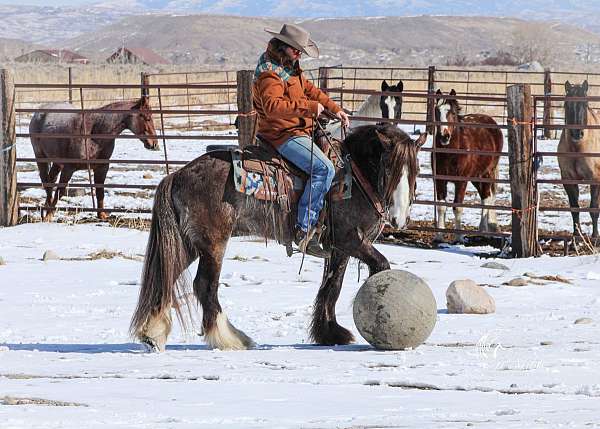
[
  {"xmin": 130, "ymin": 124, "xmax": 427, "ymax": 352},
  {"xmin": 558, "ymin": 80, "xmax": 600, "ymax": 238},
  {"xmin": 329, "ymin": 79, "xmax": 403, "ymax": 137},
  {"xmin": 29, "ymin": 97, "xmax": 159, "ymax": 221},
  {"xmin": 433, "ymin": 89, "xmax": 503, "ymax": 242}
]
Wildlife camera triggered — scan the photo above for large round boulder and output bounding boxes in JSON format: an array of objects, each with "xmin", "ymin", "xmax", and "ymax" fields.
[{"xmin": 353, "ymin": 269, "xmax": 437, "ymax": 350}]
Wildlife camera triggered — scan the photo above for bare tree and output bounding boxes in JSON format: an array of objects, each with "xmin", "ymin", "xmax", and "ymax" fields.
[{"xmin": 510, "ymin": 22, "xmax": 554, "ymax": 65}]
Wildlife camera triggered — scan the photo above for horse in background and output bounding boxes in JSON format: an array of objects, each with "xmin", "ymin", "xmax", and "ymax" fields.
[
  {"xmin": 433, "ymin": 89, "xmax": 503, "ymax": 242},
  {"xmin": 558, "ymin": 80, "xmax": 600, "ymax": 238},
  {"xmin": 129, "ymin": 124, "xmax": 426, "ymax": 352},
  {"xmin": 29, "ymin": 97, "xmax": 159, "ymax": 221},
  {"xmin": 329, "ymin": 79, "xmax": 403, "ymax": 137}
]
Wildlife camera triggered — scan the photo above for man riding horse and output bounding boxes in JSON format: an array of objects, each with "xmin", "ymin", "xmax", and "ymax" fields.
[{"xmin": 253, "ymin": 23, "xmax": 350, "ymax": 257}]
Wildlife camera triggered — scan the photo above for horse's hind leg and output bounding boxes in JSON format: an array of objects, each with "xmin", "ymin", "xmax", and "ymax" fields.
[
  {"xmin": 588, "ymin": 183, "xmax": 600, "ymax": 241},
  {"xmin": 45, "ymin": 166, "xmax": 76, "ymax": 221},
  {"xmin": 194, "ymin": 239, "xmax": 254, "ymax": 350},
  {"xmin": 310, "ymin": 251, "xmax": 354, "ymax": 345},
  {"xmin": 564, "ymin": 184, "xmax": 581, "ymax": 236}
]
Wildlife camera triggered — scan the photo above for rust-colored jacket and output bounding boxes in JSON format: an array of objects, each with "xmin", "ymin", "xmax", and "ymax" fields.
[{"xmin": 253, "ymin": 70, "xmax": 342, "ymax": 148}]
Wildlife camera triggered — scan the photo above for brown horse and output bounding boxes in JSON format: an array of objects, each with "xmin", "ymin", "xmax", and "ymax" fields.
[
  {"xmin": 433, "ymin": 89, "xmax": 503, "ymax": 242},
  {"xmin": 558, "ymin": 80, "xmax": 600, "ymax": 238},
  {"xmin": 29, "ymin": 97, "xmax": 159, "ymax": 221},
  {"xmin": 130, "ymin": 125, "xmax": 426, "ymax": 351}
]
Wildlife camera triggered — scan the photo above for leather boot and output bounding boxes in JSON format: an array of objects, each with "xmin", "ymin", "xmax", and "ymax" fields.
[{"xmin": 294, "ymin": 227, "xmax": 330, "ymax": 258}]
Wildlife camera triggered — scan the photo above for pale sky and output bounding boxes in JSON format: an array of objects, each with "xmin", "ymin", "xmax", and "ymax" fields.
[{"xmin": 0, "ymin": 0, "xmax": 95, "ymax": 4}]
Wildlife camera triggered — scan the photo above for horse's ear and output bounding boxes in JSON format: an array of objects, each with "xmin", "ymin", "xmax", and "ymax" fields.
[
  {"xmin": 414, "ymin": 132, "xmax": 427, "ymax": 148},
  {"xmin": 134, "ymin": 97, "xmax": 150, "ymax": 110},
  {"xmin": 381, "ymin": 80, "xmax": 389, "ymax": 91},
  {"xmin": 435, "ymin": 88, "xmax": 443, "ymax": 106},
  {"xmin": 397, "ymin": 80, "xmax": 404, "ymax": 92},
  {"xmin": 449, "ymin": 89, "xmax": 457, "ymax": 96},
  {"xmin": 375, "ymin": 130, "xmax": 392, "ymax": 149},
  {"xmin": 565, "ymin": 81, "xmax": 572, "ymax": 93},
  {"xmin": 583, "ymin": 80, "xmax": 589, "ymax": 93}
]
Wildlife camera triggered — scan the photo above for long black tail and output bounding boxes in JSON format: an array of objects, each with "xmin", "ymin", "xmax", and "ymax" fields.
[{"xmin": 129, "ymin": 174, "xmax": 194, "ymax": 337}]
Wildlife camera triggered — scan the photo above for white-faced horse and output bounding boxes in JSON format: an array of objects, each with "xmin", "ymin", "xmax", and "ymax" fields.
[{"xmin": 329, "ymin": 80, "xmax": 403, "ymax": 138}]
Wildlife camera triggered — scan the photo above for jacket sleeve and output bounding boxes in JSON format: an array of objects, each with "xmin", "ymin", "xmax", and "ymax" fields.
[
  {"xmin": 303, "ymin": 78, "xmax": 342, "ymax": 114},
  {"xmin": 255, "ymin": 72, "xmax": 319, "ymax": 119}
]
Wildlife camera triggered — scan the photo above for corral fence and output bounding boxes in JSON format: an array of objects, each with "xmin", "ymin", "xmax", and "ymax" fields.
[{"xmin": 1, "ymin": 66, "xmax": 599, "ymax": 258}]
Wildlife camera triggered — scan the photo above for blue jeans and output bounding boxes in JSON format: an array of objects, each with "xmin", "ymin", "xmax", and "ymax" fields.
[{"xmin": 277, "ymin": 135, "xmax": 335, "ymax": 232}]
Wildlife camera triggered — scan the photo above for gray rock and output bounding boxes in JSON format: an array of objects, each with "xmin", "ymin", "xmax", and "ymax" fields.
[
  {"xmin": 481, "ymin": 261, "xmax": 510, "ymax": 271},
  {"xmin": 574, "ymin": 317, "xmax": 594, "ymax": 325},
  {"xmin": 353, "ymin": 269, "xmax": 437, "ymax": 350},
  {"xmin": 504, "ymin": 278, "xmax": 528, "ymax": 287},
  {"xmin": 446, "ymin": 279, "xmax": 496, "ymax": 314},
  {"xmin": 42, "ymin": 250, "xmax": 60, "ymax": 261},
  {"xmin": 540, "ymin": 341, "xmax": 553, "ymax": 346},
  {"xmin": 65, "ymin": 187, "xmax": 86, "ymax": 197}
]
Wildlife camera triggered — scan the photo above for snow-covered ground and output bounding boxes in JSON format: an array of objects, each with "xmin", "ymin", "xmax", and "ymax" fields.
[{"xmin": 1, "ymin": 223, "xmax": 600, "ymax": 428}]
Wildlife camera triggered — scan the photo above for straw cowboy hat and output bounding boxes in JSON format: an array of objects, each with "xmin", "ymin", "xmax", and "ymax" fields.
[{"xmin": 265, "ymin": 23, "xmax": 319, "ymax": 58}]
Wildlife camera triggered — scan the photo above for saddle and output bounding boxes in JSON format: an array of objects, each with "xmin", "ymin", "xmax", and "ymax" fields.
[{"xmin": 229, "ymin": 129, "xmax": 352, "ymax": 254}]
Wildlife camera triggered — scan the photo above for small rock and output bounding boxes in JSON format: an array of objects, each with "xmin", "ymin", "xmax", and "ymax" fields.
[
  {"xmin": 42, "ymin": 250, "xmax": 60, "ymax": 261},
  {"xmin": 481, "ymin": 261, "xmax": 510, "ymax": 271},
  {"xmin": 143, "ymin": 173, "xmax": 153, "ymax": 179},
  {"xmin": 574, "ymin": 317, "xmax": 593, "ymax": 325},
  {"xmin": 504, "ymin": 277, "xmax": 528, "ymax": 287},
  {"xmin": 65, "ymin": 187, "xmax": 86, "ymax": 197},
  {"xmin": 510, "ymin": 383, "xmax": 518, "ymax": 388},
  {"xmin": 446, "ymin": 279, "xmax": 496, "ymax": 314},
  {"xmin": 540, "ymin": 341, "xmax": 553, "ymax": 346}
]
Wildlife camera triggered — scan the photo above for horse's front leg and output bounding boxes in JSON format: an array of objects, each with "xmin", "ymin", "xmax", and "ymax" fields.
[
  {"xmin": 564, "ymin": 184, "xmax": 581, "ymax": 236},
  {"xmin": 310, "ymin": 250, "xmax": 354, "ymax": 345},
  {"xmin": 434, "ymin": 179, "xmax": 448, "ymax": 242},
  {"xmin": 453, "ymin": 181, "xmax": 468, "ymax": 243},
  {"xmin": 93, "ymin": 164, "xmax": 110, "ymax": 220}
]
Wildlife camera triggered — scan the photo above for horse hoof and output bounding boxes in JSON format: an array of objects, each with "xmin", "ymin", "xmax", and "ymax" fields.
[
  {"xmin": 98, "ymin": 212, "xmax": 109, "ymax": 220},
  {"xmin": 139, "ymin": 335, "xmax": 164, "ymax": 353}
]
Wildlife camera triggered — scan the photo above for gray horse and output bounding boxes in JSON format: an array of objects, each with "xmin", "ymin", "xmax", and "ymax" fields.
[{"xmin": 29, "ymin": 97, "xmax": 159, "ymax": 221}]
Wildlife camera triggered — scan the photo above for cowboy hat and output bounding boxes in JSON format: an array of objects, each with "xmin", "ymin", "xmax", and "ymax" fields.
[{"xmin": 264, "ymin": 23, "xmax": 319, "ymax": 58}]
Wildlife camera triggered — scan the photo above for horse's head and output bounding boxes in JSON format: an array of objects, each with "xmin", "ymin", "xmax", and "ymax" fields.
[
  {"xmin": 127, "ymin": 97, "xmax": 160, "ymax": 151},
  {"xmin": 375, "ymin": 127, "xmax": 427, "ymax": 229},
  {"xmin": 435, "ymin": 88, "xmax": 461, "ymax": 146},
  {"xmin": 564, "ymin": 80, "xmax": 589, "ymax": 142},
  {"xmin": 380, "ymin": 80, "xmax": 403, "ymax": 122}
]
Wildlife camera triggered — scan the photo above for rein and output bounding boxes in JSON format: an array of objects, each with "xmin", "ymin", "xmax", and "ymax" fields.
[{"xmin": 315, "ymin": 117, "xmax": 387, "ymax": 220}]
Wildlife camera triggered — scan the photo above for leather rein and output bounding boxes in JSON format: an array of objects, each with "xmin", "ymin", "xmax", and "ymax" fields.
[{"xmin": 315, "ymin": 115, "xmax": 387, "ymax": 220}]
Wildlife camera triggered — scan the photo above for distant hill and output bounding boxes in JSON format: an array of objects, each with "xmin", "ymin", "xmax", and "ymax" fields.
[
  {"xmin": 0, "ymin": 38, "xmax": 44, "ymax": 62},
  {"xmin": 64, "ymin": 15, "xmax": 600, "ymax": 68}
]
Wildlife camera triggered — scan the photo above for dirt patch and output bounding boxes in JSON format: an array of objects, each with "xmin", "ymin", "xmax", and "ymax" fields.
[{"xmin": 1, "ymin": 396, "xmax": 88, "ymax": 407}]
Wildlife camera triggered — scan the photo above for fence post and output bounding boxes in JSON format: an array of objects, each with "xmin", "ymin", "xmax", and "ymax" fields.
[
  {"xmin": 506, "ymin": 83, "xmax": 539, "ymax": 258},
  {"xmin": 0, "ymin": 69, "xmax": 18, "ymax": 226},
  {"xmin": 140, "ymin": 72, "xmax": 149, "ymax": 100},
  {"xmin": 318, "ymin": 66, "xmax": 329, "ymax": 93},
  {"xmin": 426, "ymin": 65, "xmax": 436, "ymax": 134},
  {"xmin": 236, "ymin": 69, "xmax": 255, "ymax": 149},
  {"xmin": 68, "ymin": 66, "xmax": 73, "ymax": 104},
  {"xmin": 543, "ymin": 68, "xmax": 552, "ymax": 139}
]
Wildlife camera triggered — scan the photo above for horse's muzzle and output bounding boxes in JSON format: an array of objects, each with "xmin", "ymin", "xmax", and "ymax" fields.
[
  {"xmin": 569, "ymin": 130, "xmax": 584, "ymax": 142},
  {"xmin": 144, "ymin": 139, "xmax": 161, "ymax": 151}
]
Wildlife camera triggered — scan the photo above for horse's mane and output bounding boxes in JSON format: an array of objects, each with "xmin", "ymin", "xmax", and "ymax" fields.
[{"xmin": 345, "ymin": 124, "xmax": 420, "ymax": 204}]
